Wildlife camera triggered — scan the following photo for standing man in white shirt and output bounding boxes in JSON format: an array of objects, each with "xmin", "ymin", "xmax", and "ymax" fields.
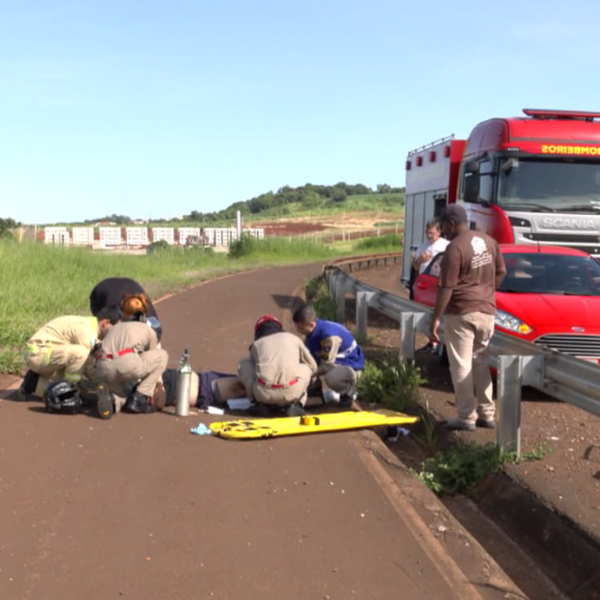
[
  {"xmin": 412, "ymin": 219, "xmax": 450, "ymax": 275},
  {"xmin": 411, "ymin": 219, "xmax": 450, "ymax": 353}
]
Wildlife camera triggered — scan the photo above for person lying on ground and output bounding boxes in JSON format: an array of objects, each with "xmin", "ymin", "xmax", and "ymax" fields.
[
  {"xmin": 292, "ymin": 302, "xmax": 364, "ymax": 407},
  {"xmin": 237, "ymin": 314, "xmax": 318, "ymax": 418},
  {"xmin": 94, "ymin": 321, "xmax": 168, "ymax": 419},
  {"xmin": 19, "ymin": 306, "xmax": 122, "ymax": 400},
  {"xmin": 154, "ymin": 369, "xmax": 244, "ymax": 412}
]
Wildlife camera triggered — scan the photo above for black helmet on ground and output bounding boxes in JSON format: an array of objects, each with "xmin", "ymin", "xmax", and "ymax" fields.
[{"xmin": 44, "ymin": 380, "xmax": 82, "ymax": 414}]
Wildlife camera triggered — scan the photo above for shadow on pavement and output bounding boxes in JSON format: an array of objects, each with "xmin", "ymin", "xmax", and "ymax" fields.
[{"xmin": 270, "ymin": 293, "xmax": 304, "ymax": 310}]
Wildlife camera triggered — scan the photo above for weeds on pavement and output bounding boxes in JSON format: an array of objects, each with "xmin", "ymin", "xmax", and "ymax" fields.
[
  {"xmin": 412, "ymin": 441, "xmax": 553, "ymax": 497},
  {"xmin": 353, "ymin": 233, "xmax": 402, "ymax": 252},
  {"xmin": 354, "ymin": 332, "xmax": 375, "ymax": 347},
  {"xmin": 304, "ymin": 276, "xmax": 338, "ymax": 321},
  {"xmin": 357, "ymin": 352, "xmax": 425, "ymax": 412},
  {"xmin": 411, "ymin": 401, "xmax": 438, "ymax": 455}
]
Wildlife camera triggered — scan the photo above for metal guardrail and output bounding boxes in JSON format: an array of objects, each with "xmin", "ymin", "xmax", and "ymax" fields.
[{"xmin": 324, "ymin": 255, "xmax": 600, "ymax": 456}]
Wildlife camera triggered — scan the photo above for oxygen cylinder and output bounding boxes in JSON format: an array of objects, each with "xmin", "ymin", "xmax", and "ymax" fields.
[{"xmin": 175, "ymin": 349, "xmax": 192, "ymax": 416}]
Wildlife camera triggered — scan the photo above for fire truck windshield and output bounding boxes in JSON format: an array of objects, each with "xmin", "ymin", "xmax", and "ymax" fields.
[{"xmin": 497, "ymin": 159, "xmax": 600, "ymax": 213}]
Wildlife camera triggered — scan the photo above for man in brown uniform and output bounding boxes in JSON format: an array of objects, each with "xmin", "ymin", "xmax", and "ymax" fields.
[
  {"xmin": 95, "ymin": 321, "xmax": 169, "ymax": 419},
  {"xmin": 238, "ymin": 314, "xmax": 318, "ymax": 417},
  {"xmin": 22, "ymin": 307, "xmax": 122, "ymax": 397},
  {"xmin": 430, "ymin": 204, "xmax": 506, "ymax": 431}
]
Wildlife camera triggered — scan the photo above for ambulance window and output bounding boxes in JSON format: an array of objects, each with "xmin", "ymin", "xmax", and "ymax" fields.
[{"xmin": 479, "ymin": 160, "xmax": 493, "ymax": 203}]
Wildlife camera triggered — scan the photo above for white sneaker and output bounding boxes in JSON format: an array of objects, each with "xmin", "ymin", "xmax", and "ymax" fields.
[{"xmin": 322, "ymin": 389, "xmax": 341, "ymax": 404}]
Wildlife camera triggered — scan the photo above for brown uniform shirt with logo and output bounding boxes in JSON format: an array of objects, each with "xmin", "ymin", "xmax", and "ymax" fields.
[{"xmin": 438, "ymin": 230, "xmax": 506, "ymax": 315}]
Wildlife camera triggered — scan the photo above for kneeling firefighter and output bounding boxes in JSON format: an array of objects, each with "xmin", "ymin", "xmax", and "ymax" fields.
[
  {"xmin": 94, "ymin": 320, "xmax": 168, "ymax": 419},
  {"xmin": 237, "ymin": 314, "xmax": 318, "ymax": 417},
  {"xmin": 19, "ymin": 307, "xmax": 122, "ymax": 400}
]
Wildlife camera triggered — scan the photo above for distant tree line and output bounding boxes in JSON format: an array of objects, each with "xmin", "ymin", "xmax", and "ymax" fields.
[
  {"xmin": 67, "ymin": 182, "xmax": 405, "ymax": 226},
  {"xmin": 80, "ymin": 214, "xmax": 134, "ymax": 225},
  {"xmin": 0, "ymin": 218, "xmax": 20, "ymax": 238},
  {"xmin": 182, "ymin": 182, "xmax": 404, "ymax": 223}
]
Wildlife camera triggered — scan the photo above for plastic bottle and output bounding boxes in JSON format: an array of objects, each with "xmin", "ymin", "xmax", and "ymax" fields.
[{"xmin": 175, "ymin": 349, "xmax": 192, "ymax": 416}]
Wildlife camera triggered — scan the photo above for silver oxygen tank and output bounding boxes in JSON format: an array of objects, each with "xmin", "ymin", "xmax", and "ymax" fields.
[{"xmin": 175, "ymin": 349, "xmax": 192, "ymax": 416}]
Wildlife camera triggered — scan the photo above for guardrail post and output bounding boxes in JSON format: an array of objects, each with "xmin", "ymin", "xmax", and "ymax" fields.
[
  {"xmin": 335, "ymin": 278, "xmax": 346, "ymax": 323},
  {"xmin": 497, "ymin": 355, "xmax": 522, "ymax": 456},
  {"xmin": 356, "ymin": 292, "xmax": 376, "ymax": 339},
  {"xmin": 324, "ymin": 267, "xmax": 334, "ymax": 292},
  {"xmin": 399, "ymin": 312, "xmax": 428, "ymax": 360}
]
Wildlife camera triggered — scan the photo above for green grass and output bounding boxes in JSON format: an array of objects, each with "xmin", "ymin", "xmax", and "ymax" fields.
[
  {"xmin": 1, "ymin": 218, "xmax": 406, "ymax": 374},
  {"xmin": 353, "ymin": 233, "xmax": 402, "ymax": 253},
  {"xmin": 141, "ymin": 194, "xmax": 405, "ymax": 227},
  {"xmin": 412, "ymin": 441, "xmax": 552, "ymax": 497},
  {"xmin": 235, "ymin": 194, "xmax": 405, "ymax": 224},
  {"xmin": 303, "ymin": 276, "xmax": 338, "ymax": 321},
  {"xmin": 356, "ymin": 353, "xmax": 425, "ymax": 411},
  {"xmin": 373, "ymin": 220, "xmax": 402, "ymax": 227},
  {"xmin": 0, "ymin": 238, "xmax": 342, "ymax": 373}
]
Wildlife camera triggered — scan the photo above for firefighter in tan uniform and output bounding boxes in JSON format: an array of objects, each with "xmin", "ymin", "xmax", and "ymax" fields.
[
  {"xmin": 23, "ymin": 307, "xmax": 122, "ymax": 397},
  {"xmin": 238, "ymin": 315, "xmax": 318, "ymax": 417},
  {"xmin": 95, "ymin": 320, "xmax": 168, "ymax": 419}
]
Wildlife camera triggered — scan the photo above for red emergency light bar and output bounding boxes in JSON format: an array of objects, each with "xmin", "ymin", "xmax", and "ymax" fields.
[
  {"xmin": 523, "ymin": 108, "xmax": 600, "ymax": 121},
  {"xmin": 443, "ymin": 146, "xmax": 451, "ymax": 158},
  {"xmin": 416, "ymin": 156, "xmax": 423, "ymax": 166}
]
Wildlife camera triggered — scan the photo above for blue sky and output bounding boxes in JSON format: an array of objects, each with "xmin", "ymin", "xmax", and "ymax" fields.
[{"xmin": 1, "ymin": 0, "xmax": 599, "ymax": 224}]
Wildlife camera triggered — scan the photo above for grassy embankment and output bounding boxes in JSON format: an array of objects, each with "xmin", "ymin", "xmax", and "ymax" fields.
[
  {"xmin": 243, "ymin": 193, "xmax": 404, "ymax": 223},
  {"xmin": 89, "ymin": 193, "xmax": 405, "ymax": 229},
  {"xmin": 0, "ymin": 232, "xmax": 401, "ymax": 374}
]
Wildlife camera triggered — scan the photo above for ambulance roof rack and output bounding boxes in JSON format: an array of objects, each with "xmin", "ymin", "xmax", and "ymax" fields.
[
  {"xmin": 523, "ymin": 108, "xmax": 600, "ymax": 121},
  {"xmin": 407, "ymin": 134, "xmax": 454, "ymax": 156}
]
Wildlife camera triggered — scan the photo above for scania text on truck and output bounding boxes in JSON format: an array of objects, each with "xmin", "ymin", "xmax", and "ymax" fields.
[{"xmin": 402, "ymin": 108, "xmax": 600, "ymax": 285}]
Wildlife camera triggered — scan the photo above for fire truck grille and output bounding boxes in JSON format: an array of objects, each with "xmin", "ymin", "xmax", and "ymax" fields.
[
  {"xmin": 524, "ymin": 233, "xmax": 600, "ymax": 244},
  {"xmin": 534, "ymin": 334, "xmax": 600, "ymax": 357}
]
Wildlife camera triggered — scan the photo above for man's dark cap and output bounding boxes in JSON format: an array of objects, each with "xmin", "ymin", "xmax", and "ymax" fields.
[{"xmin": 440, "ymin": 204, "xmax": 468, "ymax": 223}]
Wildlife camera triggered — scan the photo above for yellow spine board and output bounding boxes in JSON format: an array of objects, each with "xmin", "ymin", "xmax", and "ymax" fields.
[{"xmin": 209, "ymin": 409, "xmax": 418, "ymax": 440}]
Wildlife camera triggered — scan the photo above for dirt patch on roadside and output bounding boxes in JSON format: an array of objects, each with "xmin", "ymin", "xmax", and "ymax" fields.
[
  {"xmin": 258, "ymin": 212, "xmax": 401, "ymax": 237},
  {"xmin": 260, "ymin": 221, "xmax": 329, "ymax": 236}
]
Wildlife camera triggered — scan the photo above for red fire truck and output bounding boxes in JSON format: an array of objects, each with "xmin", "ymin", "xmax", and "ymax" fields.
[{"xmin": 402, "ymin": 109, "xmax": 600, "ymax": 285}]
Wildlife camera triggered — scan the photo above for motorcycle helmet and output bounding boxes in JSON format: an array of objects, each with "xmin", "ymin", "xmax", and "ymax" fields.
[{"xmin": 44, "ymin": 380, "xmax": 82, "ymax": 414}]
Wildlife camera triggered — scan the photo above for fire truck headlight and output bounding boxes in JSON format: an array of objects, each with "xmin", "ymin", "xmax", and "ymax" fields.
[{"xmin": 495, "ymin": 310, "xmax": 533, "ymax": 334}]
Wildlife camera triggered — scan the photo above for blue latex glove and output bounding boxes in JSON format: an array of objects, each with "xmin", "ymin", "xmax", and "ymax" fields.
[{"xmin": 190, "ymin": 423, "xmax": 212, "ymax": 436}]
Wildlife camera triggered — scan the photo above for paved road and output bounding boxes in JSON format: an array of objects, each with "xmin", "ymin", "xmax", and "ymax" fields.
[{"xmin": 0, "ymin": 264, "xmax": 519, "ymax": 600}]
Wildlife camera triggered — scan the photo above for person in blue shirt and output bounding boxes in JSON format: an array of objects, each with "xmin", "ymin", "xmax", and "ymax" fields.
[{"xmin": 292, "ymin": 303, "xmax": 364, "ymax": 406}]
